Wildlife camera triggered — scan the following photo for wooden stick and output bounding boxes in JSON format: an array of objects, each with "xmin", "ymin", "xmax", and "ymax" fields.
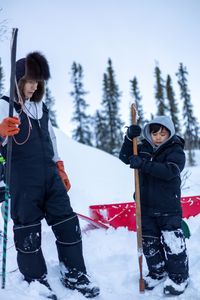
[{"xmin": 131, "ymin": 103, "xmax": 145, "ymax": 293}]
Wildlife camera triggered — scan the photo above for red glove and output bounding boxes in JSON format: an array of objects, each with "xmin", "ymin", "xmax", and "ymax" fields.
[
  {"xmin": 56, "ymin": 160, "xmax": 71, "ymax": 192},
  {"xmin": 0, "ymin": 117, "xmax": 20, "ymax": 137}
]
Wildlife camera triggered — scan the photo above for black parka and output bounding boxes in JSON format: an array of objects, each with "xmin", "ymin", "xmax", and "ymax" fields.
[{"xmin": 119, "ymin": 135, "xmax": 185, "ymax": 216}]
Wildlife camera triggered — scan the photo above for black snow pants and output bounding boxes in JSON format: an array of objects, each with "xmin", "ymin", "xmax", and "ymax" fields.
[
  {"xmin": 1, "ymin": 99, "xmax": 86, "ymax": 282},
  {"xmin": 142, "ymin": 215, "xmax": 189, "ymax": 284}
]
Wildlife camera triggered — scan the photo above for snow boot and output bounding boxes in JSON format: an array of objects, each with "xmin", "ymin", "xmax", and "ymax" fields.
[
  {"xmin": 38, "ymin": 276, "xmax": 58, "ymax": 300},
  {"xmin": 61, "ymin": 270, "xmax": 100, "ymax": 298},
  {"xmin": 144, "ymin": 272, "xmax": 167, "ymax": 290},
  {"xmin": 25, "ymin": 275, "xmax": 57, "ymax": 300},
  {"xmin": 163, "ymin": 277, "xmax": 189, "ymax": 296}
]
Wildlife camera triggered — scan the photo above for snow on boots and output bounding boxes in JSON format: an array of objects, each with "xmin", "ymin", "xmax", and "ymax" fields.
[
  {"xmin": 163, "ymin": 277, "xmax": 189, "ymax": 296},
  {"xmin": 144, "ymin": 272, "xmax": 167, "ymax": 290},
  {"xmin": 61, "ymin": 269, "xmax": 100, "ymax": 298}
]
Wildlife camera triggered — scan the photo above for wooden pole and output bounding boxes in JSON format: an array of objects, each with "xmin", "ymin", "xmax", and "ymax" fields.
[{"xmin": 131, "ymin": 103, "xmax": 145, "ymax": 293}]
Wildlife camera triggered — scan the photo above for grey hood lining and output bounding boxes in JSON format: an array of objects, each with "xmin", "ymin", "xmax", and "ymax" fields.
[{"xmin": 142, "ymin": 116, "xmax": 175, "ymax": 149}]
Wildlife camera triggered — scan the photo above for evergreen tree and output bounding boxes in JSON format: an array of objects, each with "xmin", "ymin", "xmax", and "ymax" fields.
[
  {"xmin": 0, "ymin": 9, "xmax": 7, "ymax": 41},
  {"xmin": 44, "ymin": 86, "xmax": 58, "ymax": 128},
  {"xmin": 99, "ymin": 58, "xmax": 124, "ymax": 156},
  {"xmin": 166, "ymin": 75, "xmax": 181, "ymax": 135},
  {"xmin": 94, "ymin": 110, "xmax": 107, "ymax": 150},
  {"xmin": 176, "ymin": 63, "xmax": 199, "ymax": 165},
  {"xmin": 70, "ymin": 62, "xmax": 93, "ymax": 146},
  {"xmin": 154, "ymin": 65, "xmax": 167, "ymax": 115},
  {"xmin": 0, "ymin": 57, "xmax": 4, "ymax": 97},
  {"xmin": 130, "ymin": 76, "xmax": 145, "ymax": 128}
]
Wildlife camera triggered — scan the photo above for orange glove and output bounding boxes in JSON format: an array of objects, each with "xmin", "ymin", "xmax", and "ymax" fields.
[
  {"xmin": 56, "ymin": 160, "xmax": 71, "ymax": 192},
  {"xmin": 0, "ymin": 117, "xmax": 20, "ymax": 137}
]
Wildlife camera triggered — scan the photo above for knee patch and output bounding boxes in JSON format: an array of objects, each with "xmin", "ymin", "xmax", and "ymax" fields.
[
  {"xmin": 162, "ymin": 229, "xmax": 186, "ymax": 255},
  {"xmin": 14, "ymin": 223, "xmax": 41, "ymax": 253},
  {"xmin": 52, "ymin": 214, "xmax": 82, "ymax": 245}
]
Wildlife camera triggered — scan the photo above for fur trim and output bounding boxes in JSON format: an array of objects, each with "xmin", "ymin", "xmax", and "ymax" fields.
[
  {"xmin": 25, "ymin": 52, "xmax": 50, "ymax": 81},
  {"xmin": 16, "ymin": 51, "xmax": 50, "ymax": 82}
]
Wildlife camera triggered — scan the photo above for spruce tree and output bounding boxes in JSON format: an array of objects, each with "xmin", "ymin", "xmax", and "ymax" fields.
[
  {"xmin": 176, "ymin": 63, "xmax": 199, "ymax": 165},
  {"xmin": 154, "ymin": 65, "xmax": 167, "ymax": 115},
  {"xmin": 94, "ymin": 110, "xmax": 107, "ymax": 150},
  {"xmin": 99, "ymin": 58, "xmax": 124, "ymax": 156},
  {"xmin": 166, "ymin": 75, "xmax": 181, "ymax": 135},
  {"xmin": 0, "ymin": 57, "xmax": 4, "ymax": 98},
  {"xmin": 0, "ymin": 9, "xmax": 7, "ymax": 41},
  {"xmin": 130, "ymin": 76, "xmax": 145, "ymax": 128},
  {"xmin": 70, "ymin": 62, "xmax": 93, "ymax": 146},
  {"xmin": 44, "ymin": 86, "xmax": 58, "ymax": 128}
]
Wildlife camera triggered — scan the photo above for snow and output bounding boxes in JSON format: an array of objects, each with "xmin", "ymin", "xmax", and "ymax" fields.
[
  {"xmin": 162, "ymin": 229, "xmax": 186, "ymax": 255},
  {"xmin": 0, "ymin": 128, "xmax": 200, "ymax": 299}
]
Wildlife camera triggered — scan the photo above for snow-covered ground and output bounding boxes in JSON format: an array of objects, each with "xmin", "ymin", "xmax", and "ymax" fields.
[{"xmin": 0, "ymin": 128, "xmax": 200, "ymax": 300}]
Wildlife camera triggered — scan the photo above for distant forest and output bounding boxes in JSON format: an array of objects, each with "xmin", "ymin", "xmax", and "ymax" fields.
[{"xmin": 0, "ymin": 56, "xmax": 199, "ymax": 165}]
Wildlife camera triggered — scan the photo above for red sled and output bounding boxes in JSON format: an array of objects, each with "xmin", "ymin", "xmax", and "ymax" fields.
[
  {"xmin": 89, "ymin": 195, "xmax": 200, "ymax": 232},
  {"xmin": 77, "ymin": 212, "xmax": 109, "ymax": 232}
]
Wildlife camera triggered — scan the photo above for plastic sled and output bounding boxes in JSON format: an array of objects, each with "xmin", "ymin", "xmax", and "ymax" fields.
[{"xmin": 89, "ymin": 195, "xmax": 200, "ymax": 236}]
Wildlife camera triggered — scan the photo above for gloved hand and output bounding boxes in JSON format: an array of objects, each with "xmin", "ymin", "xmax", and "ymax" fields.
[
  {"xmin": 129, "ymin": 155, "xmax": 144, "ymax": 169},
  {"xmin": 0, "ymin": 116, "xmax": 20, "ymax": 137},
  {"xmin": 126, "ymin": 125, "xmax": 141, "ymax": 140},
  {"xmin": 56, "ymin": 160, "xmax": 71, "ymax": 192}
]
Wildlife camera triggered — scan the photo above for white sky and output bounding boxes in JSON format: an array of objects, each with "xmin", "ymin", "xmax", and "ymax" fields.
[{"xmin": 0, "ymin": 0, "xmax": 200, "ymax": 135}]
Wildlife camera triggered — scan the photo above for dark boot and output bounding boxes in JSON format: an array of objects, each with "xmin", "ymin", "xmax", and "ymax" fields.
[
  {"xmin": 52, "ymin": 214, "xmax": 100, "ymax": 298},
  {"xmin": 163, "ymin": 277, "xmax": 189, "ymax": 296},
  {"xmin": 25, "ymin": 275, "xmax": 58, "ymax": 300},
  {"xmin": 143, "ymin": 235, "xmax": 166, "ymax": 290},
  {"xmin": 162, "ymin": 228, "xmax": 189, "ymax": 295},
  {"xmin": 38, "ymin": 275, "xmax": 58, "ymax": 300},
  {"xmin": 61, "ymin": 269, "xmax": 100, "ymax": 298},
  {"xmin": 144, "ymin": 272, "xmax": 167, "ymax": 290}
]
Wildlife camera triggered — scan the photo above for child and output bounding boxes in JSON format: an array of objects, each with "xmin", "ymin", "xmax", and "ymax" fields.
[
  {"xmin": 0, "ymin": 52, "xmax": 99, "ymax": 299},
  {"xmin": 119, "ymin": 115, "xmax": 189, "ymax": 296}
]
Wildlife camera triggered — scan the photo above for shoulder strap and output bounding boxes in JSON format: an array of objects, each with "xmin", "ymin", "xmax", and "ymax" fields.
[
  {"xmin": 42, "ymin": 102, "xmax": 49, "ymax": 113},
  {"xmin": 1, "ymin": 96, "xmax": 9, "ymax": 102},
  {"xmin": 1, "ymin": 95, "xmax": 21, "ymax": 113}
]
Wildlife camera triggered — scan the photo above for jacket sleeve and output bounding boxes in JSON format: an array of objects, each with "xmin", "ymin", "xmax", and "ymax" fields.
[
  {"xmin": 141, "ymin": 146, "xmax": 186, "ymax": 181},
  {"xmin": 0, "ymin": 98, "xmax": 18, "ymax": 146},
  {"xmin": 119, "ymin": 136, "xmax": 133, "ymax": 164},
  {"xmin": 48, "ymin": 120, "xmax": 60, "ymax": 162}
]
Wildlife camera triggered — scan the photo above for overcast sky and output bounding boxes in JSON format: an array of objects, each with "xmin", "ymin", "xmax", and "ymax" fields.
[{"xmin": 0, "ymin": 0, "xmax": 200, "ymax": 135}]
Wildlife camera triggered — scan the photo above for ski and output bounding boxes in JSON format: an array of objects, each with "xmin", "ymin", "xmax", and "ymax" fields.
[{"xmin": 1, "ymin": 28, "xmax": 18, "ymax": 289}]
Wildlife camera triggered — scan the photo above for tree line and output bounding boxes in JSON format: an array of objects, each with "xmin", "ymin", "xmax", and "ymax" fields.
[
  {"xmin": 0, "ymin": 57, "xmax": 199, "ymax": 165},
  {"xmin": 68, "ymin": 59, "xmax": 199, "ymax": 165}
]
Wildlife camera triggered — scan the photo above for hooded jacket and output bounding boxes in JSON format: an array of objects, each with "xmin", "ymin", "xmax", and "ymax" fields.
[{"xmin": 119, "ymin": 116, "xmax": 185, "ymax": 216}]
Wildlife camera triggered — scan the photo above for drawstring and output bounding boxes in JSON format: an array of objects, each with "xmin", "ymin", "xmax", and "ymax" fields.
[
  {"xmin": 15, "ymin": 78, "xmax": 23, "ymax": 106},
  {"xmin": 12, "ymin": 78, "xmax": 32, "ymax": 145},
  {"xmin": 13, "ymin": 112, "xmax": 32, "ymax": 145}
]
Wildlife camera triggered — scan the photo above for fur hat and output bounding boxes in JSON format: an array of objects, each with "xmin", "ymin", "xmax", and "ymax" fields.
[
  {"xmin": 16, "ymin": 51, "xmax": 50, "ymax": 82},
  {"xmin": 16, "ymin": 52, "xmax": 50, "ymax": 101}
]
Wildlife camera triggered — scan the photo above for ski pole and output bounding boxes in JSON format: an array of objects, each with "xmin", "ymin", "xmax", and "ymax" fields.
[
  {"xmin": 131, "ymin": 103, "xmax": 145, "ymax": 293},
  {"xmin": 1, "ymin": 28, "xmax": 18, "ymax": 289}
]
